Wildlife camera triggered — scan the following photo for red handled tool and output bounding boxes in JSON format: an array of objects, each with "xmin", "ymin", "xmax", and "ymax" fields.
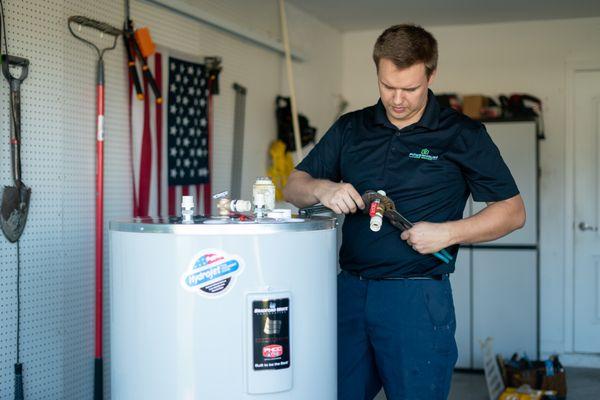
[
  {"xmin": 362, "ymin": 191, "xmax": 453, "ymax": 264},
  {"xmin": 297, "ymin": 191, "xmax": 454, "ymax": 264},
  {"xmin": 68, "ymin": 16, "xmax": 121, "ymax": 400}
]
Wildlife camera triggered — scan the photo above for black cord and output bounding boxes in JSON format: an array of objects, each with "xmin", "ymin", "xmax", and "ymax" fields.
[
  {"xmin": 125, "ymin": 0, "xmax": 130, "ymax": 21},
  {"xmin": 0, "ymin": 0, "xmax": 9, "ymax": 55},
  {"xmin": 0, "ymin": 0, "xmax": 13, "ymax": 137},
  {"xmin": 16, "ymin": 240, "xmax": 21, "ymax": 363}
]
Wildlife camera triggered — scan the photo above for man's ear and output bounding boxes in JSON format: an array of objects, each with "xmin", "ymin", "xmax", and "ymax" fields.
[{"xmin": 428, "ymin": 69, "xmax": 437, "ymax": 86}]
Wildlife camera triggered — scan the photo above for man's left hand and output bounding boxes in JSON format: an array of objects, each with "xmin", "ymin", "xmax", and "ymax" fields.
[{"xmin": 400, "ymin": 222, "xmax": 452, "ymax": 254}]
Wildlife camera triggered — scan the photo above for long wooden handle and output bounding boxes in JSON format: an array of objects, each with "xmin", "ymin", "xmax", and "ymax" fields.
[
  {"xmin": 9, "ymin": 88, "xmax": 22, "ymax": 184},
  {"xmin": 278, "ymin": 0, "xmax": 303, "ymax": 159}
]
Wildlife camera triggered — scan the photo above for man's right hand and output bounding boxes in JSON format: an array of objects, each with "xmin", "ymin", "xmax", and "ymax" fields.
[
  {"xmin": 283, "ymin": 170, "xmax": 365, "ymax": 213},
  {"xmin": 314, "ymin": 181, "xmax": 365, "ymax": 214}
]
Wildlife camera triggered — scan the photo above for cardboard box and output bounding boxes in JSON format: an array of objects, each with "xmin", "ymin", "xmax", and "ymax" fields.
[
  {"xmin": 499, "ymin": 386, "xmax": 557, "ymax": 400},
  {"xmin": 462, "ymin": 95, "xmax": 488, "ymax": 119},
  {"xmin": 498, "ymin": 355, "xmax": 566, "ymax": 399}
]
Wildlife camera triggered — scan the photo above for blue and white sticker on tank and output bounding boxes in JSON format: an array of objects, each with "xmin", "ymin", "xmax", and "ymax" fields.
[{"xmin": 181, "ymin": 249, "xmax": 245, "ymax": 298}]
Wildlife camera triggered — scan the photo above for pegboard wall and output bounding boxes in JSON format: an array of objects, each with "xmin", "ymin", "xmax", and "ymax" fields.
[
  {"xmin": 0, "ymin": 0, "xmax": 341, "ymax": 399},
  {"xmin": 0, "ymin": 1, "xmax": 69, "ymax": 399}
]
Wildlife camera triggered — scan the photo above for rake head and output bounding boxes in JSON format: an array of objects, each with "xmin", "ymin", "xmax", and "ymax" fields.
[
  {"xmin": 68, "ymin": 16, "xmax": 121, "ymax": 36},
  {"xmin": 68, "ymin": 16, "xmax": 122, "ymax": 56}
]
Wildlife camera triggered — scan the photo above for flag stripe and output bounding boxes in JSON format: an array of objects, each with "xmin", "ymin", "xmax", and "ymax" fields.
[
  {"xmin": 195, "ymin": 185, "xmax": 202, "ymax": 215},
  {"xmin": 147, "ymin": 54, "xmax": 158, "ymax": 216},
  {"xmin": 138, "ymin": 75, "xmax": 152, "ymax": 217},
  {"xmin": 168, "ymin": 185, "xmax": 176, "ymax": 216},
  {"xmin": 131, "ymin": 61, "xmax": 143, "ymax": 216},
  {"xmin": 155, "ymin": 53, "xmax": 163, "ymax": 217},
  {"xmin": 204, "ymin": 79, "xmax": 215, "ymax": 215},
  {"xmin": 128, "ymin": 75, "xmax": 140, "ymax": 217}
]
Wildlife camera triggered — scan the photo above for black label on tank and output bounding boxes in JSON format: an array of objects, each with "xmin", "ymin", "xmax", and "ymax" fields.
[{"xmin": 252, "ymin": 298, "xmax": 290, "ymax": 370}]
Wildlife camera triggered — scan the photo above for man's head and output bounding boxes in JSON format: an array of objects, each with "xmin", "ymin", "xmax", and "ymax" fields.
[{"xmin": 373, "ymin": 24, "xmax": 438, "ymax": 128}]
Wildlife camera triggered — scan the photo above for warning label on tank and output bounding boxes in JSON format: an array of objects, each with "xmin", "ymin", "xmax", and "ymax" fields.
[
  {"xmin": 180, "ymin": 249, "xmax": 245, "ymax": 298},
  {"xmin": 252, "ymin": 298, "xmax": 290, "ymax": 370}
]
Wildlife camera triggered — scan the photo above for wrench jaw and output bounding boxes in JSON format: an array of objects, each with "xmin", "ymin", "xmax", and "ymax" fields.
[
  {"xmin": 362, "ymin": 190, "xmax": 411, "ymax": 230},
  {"xmin": 361, "ymin": 190, "xmax": 453, "ymax": 264},
  {"xmin": 386, "ymin": 209, "xmax": 414, "ymax": 231},
  {"xmin": 362, "ymin": 190, "xmax": 395, "ymax": 213}
]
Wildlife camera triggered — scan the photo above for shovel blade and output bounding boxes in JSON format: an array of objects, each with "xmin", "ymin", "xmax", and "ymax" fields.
[{"xmin": 1, "ymin": 184, "xmax": 31, "ymax": 242}]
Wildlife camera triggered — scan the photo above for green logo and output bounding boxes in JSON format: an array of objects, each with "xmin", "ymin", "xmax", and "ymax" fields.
[{"xmin": 409, "ymin": 148, "xmax": 438, "ymax": 161}]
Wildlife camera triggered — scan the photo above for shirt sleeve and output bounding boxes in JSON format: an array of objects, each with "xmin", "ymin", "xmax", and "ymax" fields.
[
  {"xmin": 295, "ymin": 119, "xmax": 344, "ymax": 182},
  {"xmin": 457, "ymin": 124, "xmax": 520, "ymax": 202}
]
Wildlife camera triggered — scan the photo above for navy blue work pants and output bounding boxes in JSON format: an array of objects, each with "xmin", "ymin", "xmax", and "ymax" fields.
[{"xmin": 337, "ymin": 271, "xmax": 458, "ymax": 400}]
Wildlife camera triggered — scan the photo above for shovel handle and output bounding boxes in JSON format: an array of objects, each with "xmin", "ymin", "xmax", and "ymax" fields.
[
  {"xmin": 2, "ymin": 55, "xmax": 29, "ymax": 87},
  {"xmin": 2, "ymin": 55, "xmax": 28, "ymax": 185},
  {"xmin": 14, "ymin": 363, "xmax": 24, "ymax": 400},
  {"xmin": 10, "ymin": 90, "xmax": 21, "ymax": 184},
  {"xmin": 8, "ymin": 79, "xmax": 23, "ymax": 185}
]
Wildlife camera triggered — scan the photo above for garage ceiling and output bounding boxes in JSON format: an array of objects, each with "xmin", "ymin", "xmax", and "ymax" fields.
[{"xmin": 285, "ymin": 0, "xmax": 600, "ymax": 32}]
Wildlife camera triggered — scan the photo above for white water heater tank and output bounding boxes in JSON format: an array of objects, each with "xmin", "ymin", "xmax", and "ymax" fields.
[{"xmin": 109, "ymin": 217, "xmax": 337, "ymax": 399}]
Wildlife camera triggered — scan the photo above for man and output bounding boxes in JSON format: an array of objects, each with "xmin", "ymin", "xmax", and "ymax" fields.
[{"xmin": 283, "ymin": 24, "xmax": 525, "ymax": 400}]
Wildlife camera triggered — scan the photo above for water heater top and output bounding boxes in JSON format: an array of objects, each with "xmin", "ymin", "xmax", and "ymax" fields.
[{"xmin": 109, "ymin": 215, "xmax": 337, "ymax": 235}]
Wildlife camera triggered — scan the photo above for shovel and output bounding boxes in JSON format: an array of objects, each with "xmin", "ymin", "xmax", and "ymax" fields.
[{"xmin": 1, "ymin": 55, "xmax": 31, "ymax": 243}]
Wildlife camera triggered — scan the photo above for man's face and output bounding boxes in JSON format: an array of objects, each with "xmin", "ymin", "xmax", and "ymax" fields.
[{"xmin": 377, "ymin": 59, "xmax": 435, "ymax": 129}]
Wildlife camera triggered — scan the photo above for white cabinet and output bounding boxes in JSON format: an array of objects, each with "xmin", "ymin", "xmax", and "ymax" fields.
[
  {"xmin": 452, "ymin": 120, "xmax": 539, "ymax": 370},
  {"xmin": 450, "ymin": 248, "xmax": 472, "ymax": 369},
  {"xmin": 471, "ymin": 249, "xmax": 538, "ymax": 368},
  {"xmin": 471, "ymin": 121, "xmax": 538, "ymax": 245}
]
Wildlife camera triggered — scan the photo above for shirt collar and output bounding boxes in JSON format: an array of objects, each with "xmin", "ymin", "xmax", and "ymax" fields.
[{"xmin": 373, "ymin": 89, "xmax": 440, "ymax": 131}]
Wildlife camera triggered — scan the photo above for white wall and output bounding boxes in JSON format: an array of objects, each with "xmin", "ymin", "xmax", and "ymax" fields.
[
  {"xmin": 0, "ymin": 0, "xmax": 342, "ymax": 398},
  {"xmin": 341, "ymin": 17, "xmax": 600, "ymax": 361}
]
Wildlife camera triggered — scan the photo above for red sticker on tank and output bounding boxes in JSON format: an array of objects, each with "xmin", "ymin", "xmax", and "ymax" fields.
[{"xmin": 262, "ymin": 344, "xmax": 284, "ymax": 359}]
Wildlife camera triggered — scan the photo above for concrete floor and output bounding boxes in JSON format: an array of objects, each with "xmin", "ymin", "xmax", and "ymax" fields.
[{"xmin": 373, "ymin": 367, "xmax": 600, "ymax": 399}]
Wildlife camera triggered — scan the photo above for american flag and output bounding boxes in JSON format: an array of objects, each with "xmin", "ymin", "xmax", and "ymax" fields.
[
  {"xmin": 130, "ymin": 50, "xmax": 213, "ymax": 218},
  {"xmin": 167, "ymin": 57, "xmax": 210, "ymax": 186}
]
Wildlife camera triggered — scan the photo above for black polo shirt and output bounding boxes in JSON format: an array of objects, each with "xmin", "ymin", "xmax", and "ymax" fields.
[{"xmin": 296, "ymin": 90, "xmax": 520, "ymax": 278}]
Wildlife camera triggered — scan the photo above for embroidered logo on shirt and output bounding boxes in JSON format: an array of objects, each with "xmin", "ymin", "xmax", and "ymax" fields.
[{"xmin": 409, "ymin": 148, "xmax": 439, "ymax": 161}]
